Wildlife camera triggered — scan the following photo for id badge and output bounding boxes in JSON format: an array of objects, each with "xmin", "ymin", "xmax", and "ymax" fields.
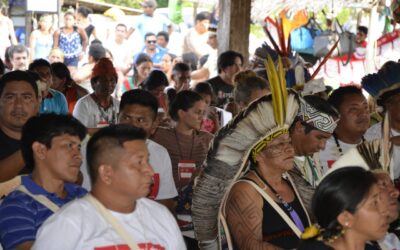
[
  {"xmin": 178, "ymin": 160, "xmax": 196, "ymax": 180},
  {"xmin": 96, "ymin": 121, "xmax": 109, "ymax": 128},
  {"xmin": 148, "ymin": 173, "xmax": 160, "ymax": 200},
  {"xmin": 327, "ymin": 160, "xmax": 336, "ymax": 168}
]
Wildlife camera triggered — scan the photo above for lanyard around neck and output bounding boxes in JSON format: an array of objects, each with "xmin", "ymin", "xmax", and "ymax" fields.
[
  {"xmin": 174, "ymin": 128, "xmax": 195, "ymax": 160},
  {"xmin": 253, "ymin": 169, "xmax": 305, "ymax": 232}
]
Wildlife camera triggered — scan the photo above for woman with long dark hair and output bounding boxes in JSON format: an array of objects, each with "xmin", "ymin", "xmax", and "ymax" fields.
[
  {"xmin": 152, "ymin": 90, "xmax": 213, "ymax": 249},
  {"xmin": 298, "ymin": 167, "xmax": 388, "ymax": 250}
]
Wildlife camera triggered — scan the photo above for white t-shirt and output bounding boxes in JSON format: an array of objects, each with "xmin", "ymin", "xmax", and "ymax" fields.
[
  {"xmin": 105, "ymin": 39, "xmax": 134, "ymax": 69},
  {"xmin": 73, "ymin": 94, "xmax": 120, "ymax": 128},
  {"xmin": 32, "ymin": 197, "xmax": 186, "ymax": 250},
  {"xmin": 318, "ymin": 136, "xmax": 359, "ymax": 175},
  {"xmin": 203, "ymin": 49, "xmax": 218, "ymax": 78},
  {"xmin": 80, "ymin": 139, "xmax": 177, "ymax": 201},
  {"xmin": 182, "ymin": 29, "xmax": 212, "ymax": 58},
  {"xmin": 366, "ymin": 122, "xmax": 400, "ymax": 179}
]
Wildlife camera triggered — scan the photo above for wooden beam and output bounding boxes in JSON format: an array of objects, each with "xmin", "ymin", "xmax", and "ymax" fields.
[{"xmin": 217, "ymin": 0, "xmax": 251, "ymax": 62}]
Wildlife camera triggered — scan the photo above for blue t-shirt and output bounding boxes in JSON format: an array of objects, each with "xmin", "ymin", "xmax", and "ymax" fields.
[
  {"xmin": 0, "ymin": 175, "xmax": 87, "ymax": 250},
  {"xmin": 137, "ymin": 46, "xmax": 167, "ymax": 65},
  {"xmin": 39, "ymin": 88, "xmax": 68, "ymax": 114},
  {"xmin": 134, "ymin": 14, "xmax": 171, "ymax": 40}
]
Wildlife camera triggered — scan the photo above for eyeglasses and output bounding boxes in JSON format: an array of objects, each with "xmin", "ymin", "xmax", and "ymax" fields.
[{"xmin": 146, "ymin": 40, "xmax": 157, "ymax": 44}]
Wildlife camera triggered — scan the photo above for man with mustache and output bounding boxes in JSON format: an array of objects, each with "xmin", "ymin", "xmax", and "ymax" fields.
[
  {"xmin": 0, "ymin": 114, "xmax": 87, "ymax": 250},
  {"xmin": 0, "ymin": 71, "xmax": 39, "ymax": 182},
  {"xmin": 319, "ymin": 86, "xmax": 370, "ymax": 174},
  {"xmin": 32, "ymin": 125, "xmax": 186, "ymax": 250}
]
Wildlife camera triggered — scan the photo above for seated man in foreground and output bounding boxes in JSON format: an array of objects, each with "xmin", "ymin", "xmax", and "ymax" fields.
[
  {"xmin": 0, "ymin": 114, "xmax": 87, "ymax": 250},
  {"xmin": 33, "ymin": 124, "xmax": 186, "ymax": 249}
]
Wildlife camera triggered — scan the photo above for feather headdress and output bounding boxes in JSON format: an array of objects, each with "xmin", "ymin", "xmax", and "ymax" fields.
[
  {"xmin": 361, "ymin": 62, "xmax": 400, "ymax": 106},
  {"xmin": 192, "ymin": 55, "xmax": 299, "ymax": 247}
]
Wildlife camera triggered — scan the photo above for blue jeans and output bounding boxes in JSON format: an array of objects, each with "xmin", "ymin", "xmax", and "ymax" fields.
[{"xmin": 64, "ymin": 56, "xmax": 79, "ymax": 67}]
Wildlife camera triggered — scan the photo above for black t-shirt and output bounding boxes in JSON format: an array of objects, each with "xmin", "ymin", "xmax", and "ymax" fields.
[
  {"xmin": 297, "ymin": 239, "xmax": 333, "ymax": 250},
  {"xmin": 0, "ymin": 129, "xmax": 20, "ymax": 160},
  {"xmin": 0, "ymin": 129, "xmax": 30, "ymax": 175},
  {"xmin": 207, "ymin": 76, "xmax": 234, "ymax": 108}
]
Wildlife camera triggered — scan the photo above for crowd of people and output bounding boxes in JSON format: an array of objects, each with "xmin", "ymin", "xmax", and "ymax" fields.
[{"xmin": 0, "ymin": 1, "xmax": 400, "ymax": 250}]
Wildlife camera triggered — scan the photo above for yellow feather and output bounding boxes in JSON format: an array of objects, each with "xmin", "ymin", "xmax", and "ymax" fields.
[
  {"xmin": 265, "ymin": 55, "xmax": 288, "ymax": 127},
  {"xmin": 266, "ymin": 55, "xmax": 283, "ymax": 126},
  {"xmin": 277, "ymin": 57, "xmax": 287, "ymax": 122},
  {"xmin": 265, "ymin": 56, "xmax": 280, "ymax": 123}
]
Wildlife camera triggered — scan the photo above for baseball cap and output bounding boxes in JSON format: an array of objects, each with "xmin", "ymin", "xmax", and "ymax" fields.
[{"xmin": 141, "ymin": 0, "xmax": 157, "ymax": 8}]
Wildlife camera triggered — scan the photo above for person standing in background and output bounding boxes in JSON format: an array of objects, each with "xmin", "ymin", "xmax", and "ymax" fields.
[
  {"xmin": 29, "ymin": 15, "xmax": 53, "ymax": 61},
  {"xmin": 77, "ymin": 6, "xmax": 97, "ymax": 41},
  {"xmin": 126, "ymin": 0, "xmax": 172, "ymax": 49},
  {"xmin": 0, "ymin": 3, "xmax": 17, "ymax": 61},
  {"xmin": 53, "ymin": 11, "xmax": 88, "ymax": 74},
  {"xmin": 183, "ymin": 12, "xmax": 212, "ymax": 59}
]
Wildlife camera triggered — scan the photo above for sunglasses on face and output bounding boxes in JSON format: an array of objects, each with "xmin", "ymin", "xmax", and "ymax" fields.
[{"xmin": 147, "ymin": 40, "xmax": 157, "ymax": 44}]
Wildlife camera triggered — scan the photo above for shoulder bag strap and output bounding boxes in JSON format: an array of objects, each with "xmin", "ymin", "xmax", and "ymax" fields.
[
  {"xmin": 16, "ymin": 185, "xmax": 60, "ymax": 213},
  {"xmin": 84, "ymin": 194, "xmax": 140, "ymax": 250},
  {"xmin": 285, "ymin": 174, "xmax": 312, "ymax": 226},
  {"xmin": 237, "ymin": 179, "xmax": 302, "ymax": 237}
]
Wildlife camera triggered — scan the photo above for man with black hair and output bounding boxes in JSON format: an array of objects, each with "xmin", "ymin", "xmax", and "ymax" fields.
[
  {"xmin": 28, "ymin": 59, "xmax": 68, "ymax": 114},
  {"xmin": 72, "ymin": 43, "xmax": 106, "ymax": 92},
  {"xmin": 207, "ymin": 50, "xmax": 243, "ymax": 107},
  {"xmin": 290, "ymin": 95, "xmax": 339, "ymax": 187},
  {"xmin": 139, "ymin": 32, "xmax": 167, "ymax": 68},
  {"xmin": 0, "ymin": 113, "xmax": 87, "ymax": 250},
  {"xmin": 118, "ymin": 89, "xmax": 177, "ymax": 212},
  {"xmin": 0, "ymin": 71, "xmax": 40, "ymax": 182},
  {"xmin": 171, "ymin": 62, "xmax": 191, "ymax": 92},
  {"xmin": 78, "ymin": 89, "xmax": 177, "ymax": 210},
  {"xmin": 33, "ymin": 124, "xmax": 185, "ymax": 250},
  {"xmin": 354, "ymin": 25, "xmax": 368, "ymax": 60},
  {"xmin": 357, "ymin": 25, "xmax": 368, "ymax": 48},
  {"xmin": 156, "ymin": 31, "xmax": 169, "ymax": 49},
  {"xmin": 183, "ymin": 11, "xmax": 212, "ymax": 58},
  {"xmin": 319, "ymin": 86, "xmax": 369, "ymax": 174},
  {"xmin": 105, "ymin": 23, "xmax": 133, "ymax": 75}
]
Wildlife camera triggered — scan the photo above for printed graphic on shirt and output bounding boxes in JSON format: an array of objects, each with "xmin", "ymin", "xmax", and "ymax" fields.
[
  {"xmin": 95, "ymin": 243, "xmax": 165, "ymax": 250},
  {"xmin": 148, "ymin": 173, "xmax": 160, "ymax": 200}
]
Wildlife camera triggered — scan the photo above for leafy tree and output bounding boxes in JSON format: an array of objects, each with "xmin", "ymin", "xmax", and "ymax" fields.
[{"xmin": 93, "ymin": 0, "xmax": 168, "ymax": 9}]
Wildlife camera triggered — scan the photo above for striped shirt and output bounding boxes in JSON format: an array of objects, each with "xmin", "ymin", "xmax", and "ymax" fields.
[{"xmin": 0, "ymin": 175, "xmax": 87, "ymax": 250}]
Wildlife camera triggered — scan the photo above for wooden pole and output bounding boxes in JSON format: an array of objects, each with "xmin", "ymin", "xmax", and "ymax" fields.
[{"xmin": 217, "ymin": 0, "xmax": 251, "ymax": 63}]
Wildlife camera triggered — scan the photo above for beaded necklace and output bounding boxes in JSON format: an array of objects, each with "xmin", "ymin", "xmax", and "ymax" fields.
[{"xmin": 333, "ymin": 133, "xmax": 365, "ymax": 156}]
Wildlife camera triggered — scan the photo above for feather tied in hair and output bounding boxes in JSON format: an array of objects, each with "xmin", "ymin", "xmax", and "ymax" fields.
[{"xmin": 265, "ymin": 54, "xmax": 287, "ymax": 127}]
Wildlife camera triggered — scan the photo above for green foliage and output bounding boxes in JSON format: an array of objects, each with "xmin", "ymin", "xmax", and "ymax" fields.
[
  {"xmin": 250, "ymin": 23, "xmax": 264, "ymax": 39},
  {"xmin": 93, "ymin": 0, "xmax": 168, "ymax": 9},
  {"xmin": 157, "ymin": 0, "xmax": 168, "ymax": 8},
  {"xmin": 171, "ymin": 0, "xmax": 183, "ymax": 24},
  {"xmin": 94, "ymin": 0, "xmax": 142, "ymax": 9}
]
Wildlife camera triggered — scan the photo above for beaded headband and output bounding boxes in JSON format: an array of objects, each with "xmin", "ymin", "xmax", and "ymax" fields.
[
  {"xmin": 251, "ymin": 128, "xmax": 289, "ymax": 162},
  {"xmin": 297, "ymin": 97, "xmax": 338, "ymax": 134}
]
